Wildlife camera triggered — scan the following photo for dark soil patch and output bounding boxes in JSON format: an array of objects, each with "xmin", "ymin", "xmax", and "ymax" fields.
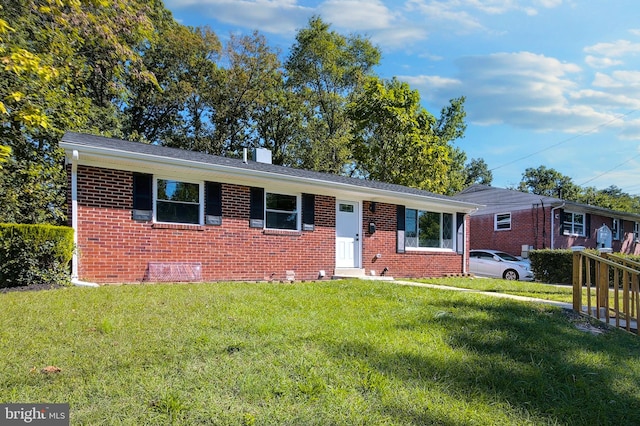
[{"xmin": 1, "ymin": 283, "xmax": 66, "ymax": 293}]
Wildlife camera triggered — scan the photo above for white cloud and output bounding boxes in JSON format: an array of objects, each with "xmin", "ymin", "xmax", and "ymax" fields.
[
  {"xmin": 585, "ymin": 55, "xmax": 623, "ymax": 69},
  {"xmin": 405, "ymin": 0, "xmax": 486, "ymax": 33},
  {"xmin": 318, "ymin": 0, "xmax": 393, "ymax": 30},
  {"xmin": 401, "ymin": 52, "xmax": 627, "ymax": 133},
  {"xmin": 163, "ymin": 0, "xmax": 312, "ymax": 35},
  {"xmin": 618, "ymin": 119, "xmax": 640, "ymax": 140},
  {"xmin": 584, "ymin": 39, "xmax": 640, "ymax": 58}
]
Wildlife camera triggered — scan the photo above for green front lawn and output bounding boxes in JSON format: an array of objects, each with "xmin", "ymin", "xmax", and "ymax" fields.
[
  {"xmin": 1, "ymin": 280, "xmax": 639, "ymax": 425},
  {"xmin": 413, "ymin": 277, "xmax": 575, "ymax": 303}
]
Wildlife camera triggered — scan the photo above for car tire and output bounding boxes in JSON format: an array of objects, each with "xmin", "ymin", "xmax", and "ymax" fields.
[{"xmin": 503, "ymin": 269, "xmax": 519, "ymax": 281}]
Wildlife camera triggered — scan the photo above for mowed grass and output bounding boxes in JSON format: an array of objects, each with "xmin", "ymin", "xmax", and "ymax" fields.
[
  {"xmin": 413, "ymin": 277, "xmax": 576, "ymax": 303},
  {"xmin": 1, "ymin": 280, "xmax": 640, "ymax": 425}
]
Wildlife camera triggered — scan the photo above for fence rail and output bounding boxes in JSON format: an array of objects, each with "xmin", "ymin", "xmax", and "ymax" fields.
[{"xmin": 572, "ymin": 250, "xmax": 640, "ymax": 334}]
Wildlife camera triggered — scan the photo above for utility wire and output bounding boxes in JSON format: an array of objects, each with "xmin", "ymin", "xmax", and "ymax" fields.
[
  {"xmin": 489, "ymin": 108, "xmax": 640, "ymax": 172},
  {"xmin": 578, "ymin": 152, "xmax": 640, "ymax": 186}
]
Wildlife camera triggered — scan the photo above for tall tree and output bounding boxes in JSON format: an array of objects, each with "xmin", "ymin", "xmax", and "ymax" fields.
[
  {"xmin": 578, "ymin": 185, "xmax": 640, "ymax": 213},
  {"xmin": 348, "ymin": 77, "xmax": 467, "ymax": 194},
  {"xmin": 464, "ymin": 158, "xmax": 493, "ymax": 187},
  {"xmin": 252, "ymin": 78, "xmax": 304, "ymax": 166},
  {"xmin": 122, "ymin": 24, "xmax": 221, "ymax": 146},
  {"xmin": 517, "ymin": 166, "xmax": 580, "ymax": 200},
  {"xmin": 285, "ymin": 16, "xmax": 380, "ymax": 173},
  {"xmin": 0, "ymin": 0, "xmax": 164, "ymax": 224},
  {"xmin": 210, "ymin": 31, "xmax": 282, "ymax": 156}
]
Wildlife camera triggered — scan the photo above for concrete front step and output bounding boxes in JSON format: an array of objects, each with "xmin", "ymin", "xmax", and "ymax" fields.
[{"xmin": 332, "ymin": 268, "xmax": 394, "ymax": 281}]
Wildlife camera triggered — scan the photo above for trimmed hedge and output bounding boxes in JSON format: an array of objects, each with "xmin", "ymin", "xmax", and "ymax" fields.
[
  {"xmin": 530, "ymin": 249, "xmax": 640, "ymax": 285},
  {"xmin": 529, "ymin": 249, "xmax": 574, "ymax": 284},
  {"xmin": 0, "ymin": 224, "xmax": 74, "ymax": 288}
]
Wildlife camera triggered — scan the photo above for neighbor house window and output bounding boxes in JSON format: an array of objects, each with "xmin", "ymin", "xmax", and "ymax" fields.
[
  {"xmin": 265, "ymin": 192, "xmax": 298, "ymax": 230},
  {"xmin": 405, "ymin": 209, "xmax": 453, "ymax": 249},
  {"xmin": 563, "ymin": 211, "xmax": 585, "ymax": 236},
  {"xmin": 612, "ymin": 219, "xmax": 620, "ymax": 240},
  {"xmin": 495, "ymin": 213, "xmax": 511, "ymax": 231},
  {"xmin": 156, "ymin": 179, "xmax": 202, "ymax": 224}
]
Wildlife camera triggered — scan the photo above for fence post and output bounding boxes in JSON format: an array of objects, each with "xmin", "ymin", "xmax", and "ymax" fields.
[
  {"xmin": 572, "ymin": 251, "xmax": 582, "ymax": 311},
  {"xmin": 596, "ymin": 256, "xmax": 609, "ymax": 321}
]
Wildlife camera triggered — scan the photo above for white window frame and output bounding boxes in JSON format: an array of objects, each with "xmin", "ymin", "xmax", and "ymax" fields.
[
  {"xmin": 405, "ymin": 208, "xmax": 455, "ymax": 252},
  {"xmin": 563, "ymin": 211, "xmax": 585, "ymax": 237},
  {"xmin": 494, "ymin": 212, "xmax": 512, "ymax": 231},
  {"xmin": 612, "ymin": 219, "xmax": 620, "ymax": 241},
  {"xmin": 153, "ymin": 177, "xmax": 204, "ymax": 225},
  {"xmin": 264, "ymin": 191, "xmax": 300, "ymax": 231}
]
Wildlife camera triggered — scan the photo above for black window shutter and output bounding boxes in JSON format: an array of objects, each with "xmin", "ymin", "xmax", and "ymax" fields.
[
  {"xmin": 205, "ymin": 182, "xmax": 222, "ymax": 216},
  {"xmin": 397, "ymin": 205, "xmax": 406, "ymax": 253},
  {"xmin": 456, "ymin": 212, "xmax": 465, "ymax": 254},
  {"xmin": 586, "ymin": 214, "xmax": 591, "ymax": 237},
  {"xmin": 559, "ymin": 209, "xmax": 565, "ymax": 235},
  {"xmin": 397, "ymin": 205, "xmax": 405, "ymax": 231},
  {"xmin": 620, "ymin": 219, "xmax": 624, "ymax": 237},
  {"xmin": 132, "ymin": 173, "xmax": 152, "ymax": 210},
  {"xmin": 249, "ymin": 187, "xmax": 264, "ymax": 227},
  {"xmin": 302, "ymin": 194, "xmax": 315, "ymax": 228}
]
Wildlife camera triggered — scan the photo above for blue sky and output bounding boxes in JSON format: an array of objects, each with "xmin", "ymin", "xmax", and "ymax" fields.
[{"xmin": 164, "ymin": 0, "xmax": 640, "ymax": 195}]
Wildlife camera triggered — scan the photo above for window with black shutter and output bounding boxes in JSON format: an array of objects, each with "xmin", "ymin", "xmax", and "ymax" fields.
[
  {"xmin": 205, "ymin": 182, "xmax": 222, "ymax": 225},
  {"xmin": 396, "ymin": 205, "xmax": 405, "ymax": 253},
  {"xmin": 132, "ymin": 173, "xmax": 152, "ymax": 221},
  {"xmin": 249, "ymin": 187, "xmax": 265, "ymax": 228},
  {"xmin": 302, "ymin": 193, "xmax": 315, "ymax": 231}
]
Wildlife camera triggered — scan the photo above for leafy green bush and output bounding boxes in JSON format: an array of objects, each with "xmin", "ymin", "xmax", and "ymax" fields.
[
  {"xmin": 529, "ymin": 249, "xmax": 574, "ymax": 284},
  {"xmin": 0, "ymin": 223, "xmax": 74, "ymax": 288}
]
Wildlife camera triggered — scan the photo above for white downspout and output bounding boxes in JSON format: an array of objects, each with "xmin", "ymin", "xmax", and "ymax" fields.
[
  {"xmin": 70, "ymin": 150, "xmax": 99, "ymax": 287},
  {"xmin": 550, "ymin": 203, "xmax": 565, "ymax": 249},
  {"xmin": 71, "ymin": 150, "xmax": 79, "ymax": 280}
]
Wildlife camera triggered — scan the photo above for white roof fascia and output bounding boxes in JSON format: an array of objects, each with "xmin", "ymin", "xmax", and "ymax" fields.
[{"xmin": 61, "ymin": 142, "xmax": 479, "ymax": 214}]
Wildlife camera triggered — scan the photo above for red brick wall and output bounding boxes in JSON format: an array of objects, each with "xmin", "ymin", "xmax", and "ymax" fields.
[
  {"xmin": 469, "ymin": 207, "xmax": 640, "ymax": 255},
  {"xmin": 555, "ymin": 213, "xmax": 640, "ymax": 254},
  {"xmin": 74, "ymin": 166, "xmax": 335, "ymax": 282},
  {"xmin": 362, "ymin": 201, "xmax": 466, "ymax": 278},
  {"xmin": 73, "ymin": 166, "xmax": 469, "ymax": 283},
  {"xmin": 468, "ymin": 207, "xmax": 551, "ymax": 255}
]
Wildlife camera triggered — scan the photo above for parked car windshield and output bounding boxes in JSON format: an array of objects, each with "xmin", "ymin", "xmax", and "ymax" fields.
[{"xmin": 495, "ymin": 252, "xmax": 520, "ymax": 261}]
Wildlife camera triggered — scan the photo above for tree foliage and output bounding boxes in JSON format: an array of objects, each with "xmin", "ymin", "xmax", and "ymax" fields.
[
  {"xmin": 348, "ymin": 77, "xmax": 457, "ymax": 193},
  {"xmin": 515, "ymin": 166, "xmax": 640, "ymax": 213},
  {"xmin": 464, "ymin": 158, "xmax": 493, "ymax": 186},
  {"xmin": 285, "ymin": 16, "xmax": 380, "ymax": 174},
  {"xmin": 2, "ymin": 5, "xmax": 476, "ymax": 223},
  {"xmin": 0, "ymin": 0, "xmax": 163, "ymax": 224},
  {"xmin": 517, "ymin": 165, "xmax": 581, "ymax": 200}
]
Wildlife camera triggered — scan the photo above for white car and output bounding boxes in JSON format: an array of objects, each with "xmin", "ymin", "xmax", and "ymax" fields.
[{"xmin": 469, "ymin": 249, "xmax": 534, "ymax": 281}]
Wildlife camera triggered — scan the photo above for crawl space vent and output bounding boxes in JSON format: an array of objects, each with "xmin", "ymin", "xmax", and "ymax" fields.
[{"xmin": 145, "ymin": 262, "xmax": 202, "ymax": 282}]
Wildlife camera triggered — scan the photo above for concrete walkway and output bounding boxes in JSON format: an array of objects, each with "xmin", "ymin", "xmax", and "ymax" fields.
[
  {"xmin": 391, "ymin": 280, "xmax": 637, "ymax": 332},
  {"xmin": 392, "ymin": 280, "xmax": 573, "ymax": 308}
]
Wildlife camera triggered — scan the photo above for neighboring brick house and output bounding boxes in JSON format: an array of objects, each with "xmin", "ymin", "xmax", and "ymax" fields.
[
  {"xmin": 454, "ymin": 184, "xmax": 640, "ymax": 256},
  {"xmin": 61, "ymin": 132, "xmax": 478, "ymax": 283}
]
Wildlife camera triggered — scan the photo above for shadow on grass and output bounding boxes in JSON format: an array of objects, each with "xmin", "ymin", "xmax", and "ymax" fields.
[{"xmin": 323, "ymin": 296, "xmax": 640, "ymax": 425}]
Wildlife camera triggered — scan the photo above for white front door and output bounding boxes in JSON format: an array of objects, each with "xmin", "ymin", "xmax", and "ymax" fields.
[{"xmin": 336, "ymin": 200, "xmax": 360, "ymax": 268}]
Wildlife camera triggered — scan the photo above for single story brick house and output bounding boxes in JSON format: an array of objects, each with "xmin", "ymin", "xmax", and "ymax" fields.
[
  {"xmin": 454, "ymin": 184, "xmax": 640, "ymax": 256},
  {"xmin": 61, "ymin": 132, "xmax": 479, "ymax": 283}
]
